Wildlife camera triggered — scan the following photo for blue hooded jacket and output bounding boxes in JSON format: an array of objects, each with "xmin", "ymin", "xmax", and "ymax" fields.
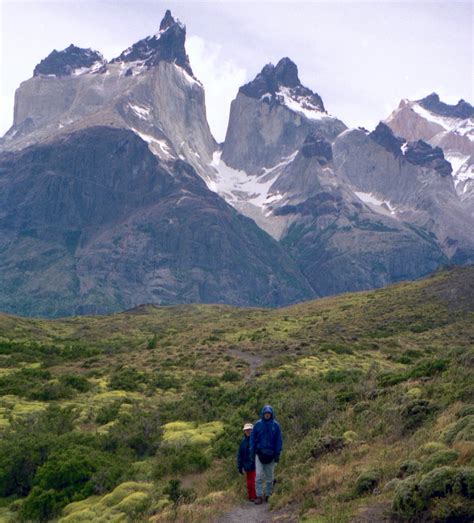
[{"xmin": 249, "ymin": 405, "xmax": 283, "ymax": 463}]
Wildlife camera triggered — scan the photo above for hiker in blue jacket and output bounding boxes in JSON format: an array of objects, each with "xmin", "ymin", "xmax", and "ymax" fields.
[{"xmin": 249, "ymin": 404, "xmax": 283, "ymax": 504}]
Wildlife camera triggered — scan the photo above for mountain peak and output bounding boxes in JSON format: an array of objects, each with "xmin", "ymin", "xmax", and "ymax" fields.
[
  {"xmin": 370, "ymin": 122, "xmax": 452, "ymax": 176},
  {"xmin": 417, "ymin": 93, "xmax": 474, "ymax": 119},
  {"xmin": 111, "ymin": 10, "xmax": 193, "ymax": 77},
  {"xmin": 239, "ymin": 57, "xmax": 325, "ymax": 112},
  {"xmin": 33, "ymin": 45, "xmax": 105, "ymax": 77},
  {"xmin": 160, "ymin": 9, "xmax": 175, "ymax": 31}
]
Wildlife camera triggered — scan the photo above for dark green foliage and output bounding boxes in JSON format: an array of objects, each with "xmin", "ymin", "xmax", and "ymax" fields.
[
  {"xmin": 324, "ymin": 369, "xmax": 363, "ymax": 384},
  {"xmin": 398, "ymin": 460, "xmax": 421, "ymax": 478},
  {"xmin": 392, "ymin": 467, "xmax": 474, "ymax": 520},
  {"xmin": 400, "ymin": 399, "xmax": 435, "ymax": 432},
  {"xmin": 59, "ymin": 374, "xmax": 90, "ymax": 392},
  {"xmin": 0, "ymin": 406, "xmax": 78, "ymax": 497},
  {"xmin": 154, "ymin": 445, "xmax": 211, "ymax": 478},
  {"xmin": 104, "ymin": 406, "xmax": 161, "ymax": 457},
  {"xmin": 392, "ymin": 475, "xmax": 426, "ymax": 519},
  {"xmin": 163, "ymin": 479, "xmax": 196, "ymax": 504},
  {"xmin": 221, "ymin": 370, "xmax": 241, "ymax": 382},
  {"xmin": 109, "ymin": 367, "xmax": 147, "ymax": 391},
  {"xmin": 408, "ymin": 358, "xmax": 448, "ymax": 379},
  {"xmin": 151, "ymin": 371, "xmax": 180, "ymax": 390},
  {"xmin": 95, "ymin": 400, "xmax": 124, "ymax": 425},
  {"xmin": 19, "ymin": 445, "xmax": 124, "ymax": 521},
  {"xmin": 421, "ymin": 450, "xmax": 459, "ymax": 473},
  {"xmin": 354, "ymin": 470, "xmax": 381, "ymax": 496}
]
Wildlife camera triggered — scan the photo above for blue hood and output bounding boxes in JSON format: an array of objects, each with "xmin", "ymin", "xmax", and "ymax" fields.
[{"xmin": 260, "ymin": 404, "xmax": 274, "ymax": 420}]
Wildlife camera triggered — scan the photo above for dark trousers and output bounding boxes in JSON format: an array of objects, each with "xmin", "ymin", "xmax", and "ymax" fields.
[{"xmin": 245, "ymin": 470, "xmax": 257, "ymax": 500}]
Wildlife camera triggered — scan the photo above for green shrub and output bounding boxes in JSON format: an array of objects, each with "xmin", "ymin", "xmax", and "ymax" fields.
[
  {"xmin": 430, "ymin": 494, "xmax": 474, "ymax": 522},
  {"xmin": 95, "ymin": 401, "xmax": 124, "ymax": 425},
  {"xmin": 444, "ymin": 415, "xmax": 474, "ymax": 445},
  {"xmin": 19, "ymin": 445, "xmax": 124, "ymax": 521},
  {"xmin": 109, "ymin": 367, "xmax": 147, "ymax": 392},
  {"xmin": 104, "ymin": 406, "xmax": 161, "ymax": 457},
  {"xmin": 59, "ymin": 374, "xmax": 91, "ymax": 393},
  {"xmin": 221, "ymin": 370, "xmax": 241, "ymax": 382},
  {"xmin": 400, "ymin": 399, "xmax": 435, "ymax": 432},
  {"xmin": 116, "ymin": 491, "xmax": 151, "ymax": 517},
  {"xmin": 392, "ymin": 475, "xmax": 426, "ymax": 519},
  {"xmin": 421, "ymin": 450, "xmax": 459, "ymax": 472},
  {"xmin": 154, "ymin": 445, "xmax": 211, "ymax": 478},
  {"xmin": 398, "ymin": 460, "xmax": 420, "ymax": 478},
  {"xmin": 408, "ymin": 358, "xmax": 448, "ymax": 378},
  {"xmin": 354, "ymin": 470, "xmax": 381, "ymax": 496}
]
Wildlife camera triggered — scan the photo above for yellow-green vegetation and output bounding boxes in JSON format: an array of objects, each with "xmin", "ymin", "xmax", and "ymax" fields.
[
  {"xmin": 162, "ymin": 421, "xmax": 224, "ymax": 446},
  {"xmin": 60, "ymin": 482, "xmax": 156, "ymax": 522},
  {"xmin": 0, "ymin": 267, "xmax": 473, "ymax": 522}
]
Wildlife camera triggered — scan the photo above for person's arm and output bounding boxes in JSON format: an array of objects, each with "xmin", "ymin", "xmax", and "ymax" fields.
[
  {"xmin": 274, "ymin": 423, "xmax": 283, "ymax": 461},
  {"xmin": 237, "ymin": 440, "xmax": 244, "ymax": 473}
]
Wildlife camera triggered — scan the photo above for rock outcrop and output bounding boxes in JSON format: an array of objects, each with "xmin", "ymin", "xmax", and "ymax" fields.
[{"xmin": 0, "ymin": 127, "xmax": 313, "ymax": 317}]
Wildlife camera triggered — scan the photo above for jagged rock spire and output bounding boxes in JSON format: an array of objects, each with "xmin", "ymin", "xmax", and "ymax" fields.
[
  {"xmin": 33, "ymin": 45, "xmax": 105, "ymax": 77},
  {"xmin": 418, "ymin": 93, "xmax": 474, "ymax": 119},
  {"xmin": 160, "ymin": 9, "xmax": 175, "ymax": 31},
  {"xmin": 111, "ymin": 10, "xmax": 194, "ymax": 77},
  {"xmin": 239, "ymin": 57, "xmax": 325, "ymax": 111}
]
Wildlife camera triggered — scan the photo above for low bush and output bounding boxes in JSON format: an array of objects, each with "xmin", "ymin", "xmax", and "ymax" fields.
[
  {"xmin": 444, "ymin": 415, "xmax": 474, "ymax": 445},
  {"xmin": 354, "ymin": 470, "xmax": 381, "ymax": 496},
  {"xmin": 400, "ymin": 399, "xmax": 435, "ymax": 432},
  {"xmin": 421, "ymin": 450, "xmax": 459, "ymax": 473},
  {"xmin": 154, "ymin": 445, "xmax": 211, "ymax": 478},
  {"xmin": 397, "ymin": 460, "xmax": 420, "ymax": 478},
  {"xmin": 392, "ymin": 466, "xmax": 474, "ymax": 520}
]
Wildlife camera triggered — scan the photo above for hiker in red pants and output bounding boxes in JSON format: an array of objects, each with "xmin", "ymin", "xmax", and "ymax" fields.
[{"xmin": 237, "ymin": 423, "xmax": 256, "ymax": 501}]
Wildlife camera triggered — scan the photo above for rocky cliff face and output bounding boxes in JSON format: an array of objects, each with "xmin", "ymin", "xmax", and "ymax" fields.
[
  {"xmin": 0, "ymin": 127, "xmax": 313, "ymax": 316},
  {"xmin": 385, "ymin": 94, "xmax": 474, "ymax": 215}
]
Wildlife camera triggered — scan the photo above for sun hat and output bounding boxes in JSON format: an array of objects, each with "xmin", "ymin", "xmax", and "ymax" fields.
[{"xmin": 243, "ymin": 423, "xmax": 253, "ymax": 431}]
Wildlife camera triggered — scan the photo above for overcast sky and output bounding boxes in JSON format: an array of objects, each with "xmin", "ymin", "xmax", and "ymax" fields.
[{"xmin": 0, "ymin": 0, "xmax": 472, "ymax": 141}]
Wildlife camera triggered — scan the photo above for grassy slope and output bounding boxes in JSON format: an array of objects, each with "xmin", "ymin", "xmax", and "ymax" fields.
[{"xmin": 0, "ymin": 267, "xmax": 473, "ymax": 522}]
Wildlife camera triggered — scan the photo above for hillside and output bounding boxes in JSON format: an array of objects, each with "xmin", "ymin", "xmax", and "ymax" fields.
[{"xmin": 0, "ymin": 267, "xmax": 473, "ymax": 522}]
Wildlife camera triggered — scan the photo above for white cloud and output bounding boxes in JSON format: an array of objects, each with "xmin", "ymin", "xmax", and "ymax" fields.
[{"xmin": 186, "ymin": 35, "xmax": 246, "ymax": 143}]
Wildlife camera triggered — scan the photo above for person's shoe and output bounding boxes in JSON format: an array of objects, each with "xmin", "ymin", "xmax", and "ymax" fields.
[
  {"xmin": 249, "ymin": 498, "xmax": 256, "ymax": 502},
  {"xmin": 254, "ymin": 497, "xmax": 263, "ymax": 505}
]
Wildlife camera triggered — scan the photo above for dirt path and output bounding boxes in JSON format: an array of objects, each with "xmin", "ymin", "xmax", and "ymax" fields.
[
  {"xmin": 227, "ymin": 348, "xmax": 264, "ymax": 379},
  {"xmin": 214, "ymin": 501, "xmax": 298, "ymax": 523},
  {"xmin": 214, "ymin": 502, "xmax": 271, "ymax": 523}
]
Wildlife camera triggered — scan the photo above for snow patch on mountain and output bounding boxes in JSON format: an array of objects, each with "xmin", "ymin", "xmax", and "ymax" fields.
[
  {"xmin": 408, "ymin": 102, "xmax": 474, "ymax": 141},
  {"xmin": 355, "ymin": 191, "xmax": 396, "ymax": 215},
  {"xmin": 206, "ymin": 151, "xmax": 299, "ymax": 212},
  {"xmin": 131, "ymin": 128, "xmax": 174, "ymax": 159},
  {"xmin": 277, "ymin": 87, "xmax": 328, "ymax": 121},
  {"xmin": 129, "ymin": 104, "xmax": 151, "ymax": 120}
]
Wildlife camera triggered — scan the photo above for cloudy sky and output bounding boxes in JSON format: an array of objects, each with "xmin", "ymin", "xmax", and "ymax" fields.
[{"xmin": 0, "ymin": 0, "xmax": 472, "ymax": 141}]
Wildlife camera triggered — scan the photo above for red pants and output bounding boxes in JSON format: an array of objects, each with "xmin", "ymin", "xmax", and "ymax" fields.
[{"xmin": 245, "ymin": 470, "xmax": 257, "ymax": 500}]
